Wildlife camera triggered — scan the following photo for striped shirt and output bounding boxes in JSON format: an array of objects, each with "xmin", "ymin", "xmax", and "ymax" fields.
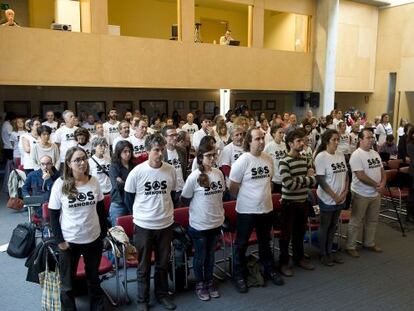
[{"xmin": 280, "ymin": 155, "xmax": 316, "ymax": 202}]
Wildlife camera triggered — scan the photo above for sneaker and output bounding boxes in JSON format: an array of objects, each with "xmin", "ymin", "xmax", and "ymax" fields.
[
  {"xmin": 320, "ymin": 255, "xmax": 334, "ymax": 267},
  {"xmin": 195, "ymin": 282, "xmax": 210, "ymax": 301},
  {"xmin": 363, "ymin": 245, "xmax": 382, "ymax": 253},
  {"xmin": 330, "ymin": 253, "xmax": 344, "ymax": 264},
  {"xmin": 206, "ymin": 280, "xmax": 220, "ymax": 298},
  {"xmin": 268, "ymin": 271, "xmax": 284, "ymax": 286},
  {"xmin": 157, "ymin": 296, "xmax": 176, "ymax": 310},
  {"xmin": 346, "ymin": 248, "xmax": 360, "ymax": 258},
  {"xmin": 280, "ymin": 264, "xmax": 294, "ymax": 277},
  {"xmin": 233, "ymin": 277, "xmax": 248, "ymax": 293},
  {"xmin": 296, "ymin": 259, "xmax": 315, "ymax": 270}
]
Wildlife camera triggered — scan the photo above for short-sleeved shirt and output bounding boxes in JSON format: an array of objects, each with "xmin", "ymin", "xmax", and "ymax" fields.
[
  {"xmin": 166, "ymin": 149, "xmax": 185, "ymax": 191},
  {"xmin": 219, "ymin": 142, "xmax": 244, "ymax": 167},
  {"xmin": 48, "ymin": 176, "xmax": 103, "ymax": 244},
  {"xmin": 54, "ymin": 126, "xmax": 78, "ymax": 162},
  {"xmin": 349, "ymin": 148, "xmax": 383, "ymax": 197},
  {"xmin": 315, "ymin": 150, "xmax": 348, "ymax": 205},
  {"xmin": 264, "ymin": 140, "xmax": 287, "ymax": 184},
  {"xmin": 124, "ymin": 161, "xmax": 176, "ymax": 230},
  {"xmin": 229, "ymin": 152, "xmax": 273, "ymax": 214},
  {"xmin": 129, "ymin": 135, "xmax": 146, "ymax": 157},
  {"xmin": 88, "ymin": 155, "xmax": 112, "ymax": 193},
  {"xmin": 103, "ymin": 121, "xmax": 120, "ymax": 145},
  {"xmin": 181, "ymin": 168, "xmax": 225, "ymax": 230}
]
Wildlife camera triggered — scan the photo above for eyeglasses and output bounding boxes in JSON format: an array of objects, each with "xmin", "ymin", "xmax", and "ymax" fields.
[
  {"xmin": 40, "ymin": 162, "xmax": 53, "ymax": 166},
  {"xmin": 71, "ymin": 157, "xmax": 87, "ymax": 164},
  {"xmin": 203, "ymin": 153, "xmax": 218, "ymax": 159}
]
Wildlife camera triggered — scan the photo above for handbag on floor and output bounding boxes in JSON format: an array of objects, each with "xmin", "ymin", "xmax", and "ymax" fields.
[{"xmin": 39, "ymin": 250, "xmax": 61, "ymax": 311}]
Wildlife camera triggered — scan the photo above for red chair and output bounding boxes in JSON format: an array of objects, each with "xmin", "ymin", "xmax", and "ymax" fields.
[
  {"xmin": 116, "ymin": 215, "xmax": 155, "ymax": 301},
  {"xmin": 387, "ymin": 159, "xmax": 402, "ymax": 170},
  {"xmin": 222, "ymin": 200, "xmax": 258, "ymax": 276},
  {"xmin": 103, "ymin": 194, "xmax": 111, "ymax": 216}
]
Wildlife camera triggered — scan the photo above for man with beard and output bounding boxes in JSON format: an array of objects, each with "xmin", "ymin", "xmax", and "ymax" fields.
[
  {"xmin": 125, "ymin": 134, "xmax": 177, "ymax": 311},
  {"xmin": 229, "ymin": 128, "xmax": 284, "ymax": 293},
  {"xmin": 103, "ymin": 108, "xmax": 120, "ymax": 148}
]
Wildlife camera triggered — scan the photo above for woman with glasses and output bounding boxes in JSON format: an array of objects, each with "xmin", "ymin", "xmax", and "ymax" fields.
[
  {"xmin": 89, "ymin": 137, "xmax": 112, "ymax": 195},
  {"xmin": 49, "ymin": 146, "xmax": 107, "ymax": 310},
  {"xmin": 109, "ymin": 140, "xmax": 134, "ymax": 226},
  {"xmin": 181, "ymin": 143, "xmax": 225, "ymax": 301},
  {"xmin": 31, "ymin": 125, "xmax": 60, "ymax": 171}
]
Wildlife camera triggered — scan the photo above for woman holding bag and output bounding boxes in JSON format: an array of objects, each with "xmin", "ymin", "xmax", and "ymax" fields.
[{"xmin": 49, "ymin": 146, "xmax": 107, "ymax": 310}]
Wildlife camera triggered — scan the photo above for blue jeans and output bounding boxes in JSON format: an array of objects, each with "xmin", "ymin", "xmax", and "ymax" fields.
[
  {"xmin": 188, "ymin": 226, "xmax": 220, "ymax": 282},
  {"xmin": 109, "ymin": 202, "xmax": 130, "ymax": 226}
]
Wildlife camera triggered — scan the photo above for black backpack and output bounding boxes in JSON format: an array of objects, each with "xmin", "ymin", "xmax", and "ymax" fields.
[{"xmin": 7, "ymin": 223, "xmax": 36, "ymax": 258}]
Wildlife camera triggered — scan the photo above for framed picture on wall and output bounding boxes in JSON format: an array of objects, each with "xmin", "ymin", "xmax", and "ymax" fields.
[
  {"xmin": 173, "ymin": 101, "xmax": 185, "ymax": 110},
  {"xmin": 189, "ymin": 101, "xmax": 199, "ymax": 111},
  {"xmin": 139, "ymin": 100, "xmax": 168, "ymax": 117},
  {"xmin": 203, "ymin": 101, "xmax": 216, "ymax": 115},
  {"xmin": 40, "ymin": 101, "xmax": 67, "ymax": 119},
  {"xmin": 76, "ymin": 101, "xmax": 106, "ymax": 121},
  {"xmin": 234, "ymin": 99, "xmax": 247, "ymax": 110},
  {"xmin": 251, "ymin": 100, "xmax": 262, "ymax": 111},
  {"xmin": 113, "ymin": 101, "xmax": 133, "ymax": 118},
  {"xmin": 4, "ymin": 101, "xmax": 31, "ymax": 117},
  {"xmin": 266, "ymin": 100, "xmax": 276, "ymax": 110}
]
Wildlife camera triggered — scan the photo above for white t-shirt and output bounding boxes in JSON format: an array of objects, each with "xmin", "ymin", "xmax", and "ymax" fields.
[
  {"xmin": 82, "ymin": 122, "xmax": 96, "ymax": 135},
  {"xmin": 1, "ymin": 121, "xmax": 13, "ymax": 149},
  {"xmin": 88, "ymin": 155, "xmax": 112, "ymax": 193},
  {"xmin": 219, "ymin": 142, "xmax": 244, "ymax": 167},
  {"xmin": 181, "ymin": 168, "xmax": 225, "ymax": 230},
  {"xmin": 300, "ymin": 146, "xmax": 313, "ymax": 167},
  {"xmin": 112, "ymin": 136, "xmax": 130, "ymax": 152},
  {"xmin": 20, "ymin": 133, "xmax": 38, "ymax": 170},
  {"xmin": 182, "ymin": 123, "xmax": 199, "ymax": 137},
  {"xmin": 264, "ymin": 140, "xmax": 287, "ymax": 184},
  {"xmin": 192, "ymin": 129, "xmax": 221, "ymax": 152},
  {"xmin": 125, "ymin": 161, "xmax": 176, "ymax": 230},
  {"xmin": 48, "ymin": 176, "xmax": 104, "ymax": 244},
  {"xmin": 78, "ymin": 142, "xmax": 93, "ymax": 158},
  {"xmin": 315, "ymin": 150, "xmax": 348, "ymax": 205},
  {"xmin": 10, "ymin": 130, "xmax": 26, "ymax": 158},
  {"xmin": 129, "ymin": 135, "xmax": 147, "ymax": 157},
  {"xmin": 103, "ymin": 121, "xmax": 120, "ymax": 146},
  {"xmin": 349, "ymin": 148, "xmax": 383, "ymax": 197},
  {"xmin": 166, "ymin": 149, "xmax": 185, "ymax": 191},
  {"xmin": 375, "ymin": 123, "xmax": 393, "ymax": 145},
  {"xmin": 338, "ymin": 133, "xmax": 350, "ymax": 155},
  {"xmin": 229, "ymin": 152, "xmax": 273, "ymax": 214},
  {"xmin": 54, "ymin": 126, "xmax": 78, "ymax": 162},
  {"xmin": 349, "ymin": 132, "xmax": 359, "ymax": 154},
  {"xmin": 42, "ymin": 121, "xmax": 58, "ymax": 133}
]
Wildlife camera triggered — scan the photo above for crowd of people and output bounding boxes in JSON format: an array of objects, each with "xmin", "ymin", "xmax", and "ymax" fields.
[{"xmin": 1, "ymin": 106, "xmax": 414, "ymax": 311}]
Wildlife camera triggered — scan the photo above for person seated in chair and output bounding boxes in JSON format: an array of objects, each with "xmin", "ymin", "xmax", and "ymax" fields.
[
  {"xmin": 379, "ymin": 134, "xmax": 398, "ymax": 160},
  {"xmin": 22, "ymin": 155, "xmax": 60, "ymax": 217}
]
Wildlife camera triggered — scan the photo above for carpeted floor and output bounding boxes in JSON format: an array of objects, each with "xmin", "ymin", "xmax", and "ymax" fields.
[{"xmin": 0, "ymin": 194, "xmax": 413, "ymax": 311}]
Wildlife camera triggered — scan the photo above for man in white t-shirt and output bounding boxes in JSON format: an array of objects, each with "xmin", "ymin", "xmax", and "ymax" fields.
[
  {"xmin": 1, "ymin": 112, "xmax": 14, "ymax": 161},
  {"xmin": 129, "ymin": 119, "xmax": 148, "ymax": 165},
  {"xmin": 182, "ymin": 113, "xmax": 199, "ymax": 140},
  {"xmin": 162, "ymin": 125, "xmax": 188, "ymax": 208},
  {"xmin": 82, "ymin": 114, "xmax": 96, "ymax": 136},
  {"xmin": 54, "ymin": 110, "xmax": 78, "ymax": 170},
  {"xmin": 103, "ymin": 108, "xmax": 120, "ymax": 147},
  {"xmin": 229, "ymin": 128, "xmax": 283, "ymax": 293},
  {"xmin": 124, "ymin": 134, "xmax": 177, "ymax": 311},
  {"xmin": 42, "ymin": 110, "xmax": 58, "ymax": 133},
  {"xmin": 192, "ymin": 115, "xmax": 220, "ymax": 151},
  {"xmin": 112, "ymin": 121, "xmax": 130, "ymax": 152},
  {"xmin": 219, "ymin": 126, "xmax": 245, "ymax": 189},
  {"xmin": 346, "ymin": 128, "xmax": 386, "ymax": 258}
]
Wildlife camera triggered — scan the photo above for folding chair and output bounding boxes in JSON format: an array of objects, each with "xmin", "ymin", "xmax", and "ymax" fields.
[
  {"xmin": 380, "ymin": 169, "xmax": 406, "ymax": 236},
  {"xmin": 24, "ymin": 195, "xmax": 45, "ymax": 225}
]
